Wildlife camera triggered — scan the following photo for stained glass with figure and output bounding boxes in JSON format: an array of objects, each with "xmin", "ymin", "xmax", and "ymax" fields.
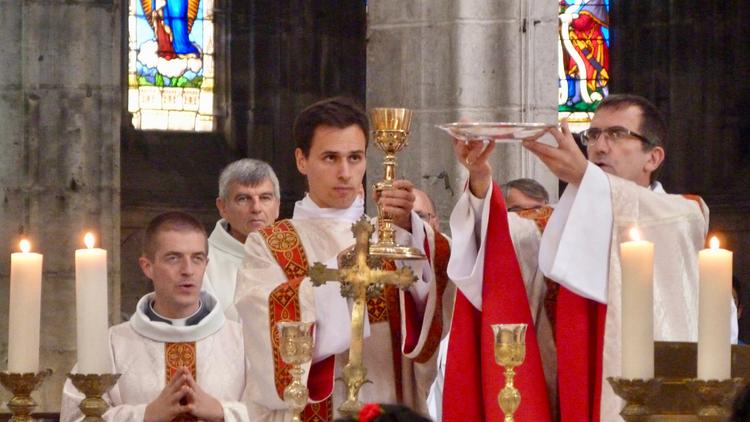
[
  {"xmin": 558, "ymin": 0, "xmax": 610, "ymax": 132},
  {"xmin": 128, "ymin": 0, "xmax": 215, "ymax": 131}
]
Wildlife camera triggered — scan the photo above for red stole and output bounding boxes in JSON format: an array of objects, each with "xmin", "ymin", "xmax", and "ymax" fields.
[
  {"xmin": 260, "ymin": 220, "xmax": 334, "ymax": 422},
  {"xmin": 555, "ymin": 288, "xmax": 606, "ymax": 421},
  {"xmin": 517, "ymin": 205, "xmax": 607, "ymax": 422},
  {"xmin": 443, "ymin": 183, "xmax": 551, "ymax": 421},
  {"xmin": 412, "ymin": 232, "xmax": 451, "ymax": 363}
]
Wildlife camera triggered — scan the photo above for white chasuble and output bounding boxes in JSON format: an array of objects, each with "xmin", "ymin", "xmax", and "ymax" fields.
[
  {"xmin": 60, "ymin": 292, "xmax": 250, "ymax": 422},
  {"xmin": 539, "ymin": 163, "xmax": 721, "ymax": 421},
  {"xmin": 234, "ymin": 195, "xmax": 445, "ymax": 421}
]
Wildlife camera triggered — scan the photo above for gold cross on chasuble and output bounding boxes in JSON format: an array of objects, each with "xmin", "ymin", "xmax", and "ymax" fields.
[{"xmin": 165, "ymin": 342, "xmax": 198, "ymax": 422}]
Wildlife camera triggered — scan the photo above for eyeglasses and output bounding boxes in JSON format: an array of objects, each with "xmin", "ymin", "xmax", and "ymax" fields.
[{"xmin": 579, "ymin": 126, "xmax": 655, "ymax": 147}]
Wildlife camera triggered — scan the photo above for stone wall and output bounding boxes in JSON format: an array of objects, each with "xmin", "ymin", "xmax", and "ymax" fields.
[
  {"xmin": 233, "ymin": 0, "xmax": 367, "ymax": 217},
  {"xmin": 366, "ymin": 0, "xmax": 559, "ymax": 232},
  {"xmin": 0, "ymin": 0, "xmax": 121, "ymax": 411}
]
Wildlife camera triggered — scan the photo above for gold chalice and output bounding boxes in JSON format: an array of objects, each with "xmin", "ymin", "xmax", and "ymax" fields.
[
  {"xmin": 369, "ymin": 107, "xmax": 425, "ymax": 260},
  {"xmin": 492, "ymin": 324, "xmax": 527, "ymax": 422},
  {"xmin": 278, "ymin": 321, "xmax": 314, "ymax": 422}
]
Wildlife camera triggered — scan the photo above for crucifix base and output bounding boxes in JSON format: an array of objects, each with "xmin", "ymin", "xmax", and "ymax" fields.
[{"xmin": 337, "ymin": 362, "xmax": 371, "ymax": 417}]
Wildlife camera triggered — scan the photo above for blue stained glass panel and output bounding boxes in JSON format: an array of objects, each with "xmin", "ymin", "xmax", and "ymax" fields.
[{"xmin": 128, "ymin": 0, "xmax": 215, "ymax": 131}]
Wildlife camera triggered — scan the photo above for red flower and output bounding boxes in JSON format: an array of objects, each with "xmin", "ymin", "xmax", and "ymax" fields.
[{"xmin": 358, "ymin": 403, "xmax": 383, "ymax": 422}]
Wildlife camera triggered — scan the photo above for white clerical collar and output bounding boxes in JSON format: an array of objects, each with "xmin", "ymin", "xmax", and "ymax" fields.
[
  {"xmin": 148, "ymin": 300, "xmax": 203, "ymax": 327},
  {"xmin": 293, "ymin": 193, "xmax": 365, "ymax": 222},
  {"xmin": 130, "ymin": 291, "xmax": 225, "ymax": 342}
]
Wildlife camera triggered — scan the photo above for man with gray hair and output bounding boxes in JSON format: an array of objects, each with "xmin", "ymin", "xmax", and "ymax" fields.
[
  {"xmin": 501, "ymin": 178, "xmax": 550, "ymax": 212},
  {"xmin": 204, "ymin": 158, "xmax": 281, "ymax": 312}
]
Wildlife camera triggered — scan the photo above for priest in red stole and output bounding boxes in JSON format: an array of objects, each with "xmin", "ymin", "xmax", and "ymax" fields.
[
  {"xmin": 443, "ymin": 95, "xmax": 736, "ymax": 421},
  {"xmin": 441, "ymin": 140, "xmax": 552, "ymax": 422}
]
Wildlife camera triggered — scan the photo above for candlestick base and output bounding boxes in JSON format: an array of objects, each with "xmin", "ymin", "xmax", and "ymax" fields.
[
  {"xmin": 0, "ymin": 369, "xmax": 52, "ymax": 422},
  {"xmin": 686, "ymin": 378, "xmax": 743, "ymax": 421},
  {"xmin": 67, "ymin": 373, "xmax": 121, "ymax": 422},
  {"xmin": 607, "ymin": 377, "xmax": 663, "ymax": 422}
]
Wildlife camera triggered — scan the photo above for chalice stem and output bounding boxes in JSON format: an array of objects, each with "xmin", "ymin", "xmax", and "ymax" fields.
[
  {"xmin": 383, "ymin": 155, "xmax": 396, "ymax": 182},
  {"xmin": 287, "ymin": 366, "xmax": 305, "ymax": 422},
  {"xmin": 499, "ymin": 368, "xmax": 521, "ymax": 422},
  {"xmin": 374, "ymin": 180, "xmax": 395, "ymax": 246}
]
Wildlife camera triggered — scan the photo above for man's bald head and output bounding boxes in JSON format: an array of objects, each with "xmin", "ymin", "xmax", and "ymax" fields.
[{"xmin": 413, "ymin": 188, "xmax": 439, "ymax": 232}]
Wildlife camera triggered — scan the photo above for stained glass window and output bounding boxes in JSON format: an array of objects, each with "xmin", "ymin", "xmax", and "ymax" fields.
[
  {"xmin": 128, "ymin": 0, "xmax": 215, "ymax": 131},
  {"xmin": 558, "ymin": 0, "xmax": 610, "ymax": 132}
]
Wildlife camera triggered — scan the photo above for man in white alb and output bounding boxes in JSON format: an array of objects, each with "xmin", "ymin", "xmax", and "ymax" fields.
[
  {"xmin": 61, "ymin": 211, "xmax": 249, "ymax": 422},
  {"xmin": 204, "ymin": 158, "xmax": 281, "ymax": 313}
]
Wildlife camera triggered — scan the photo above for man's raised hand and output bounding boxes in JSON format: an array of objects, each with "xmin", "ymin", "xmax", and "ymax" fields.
[
  {"xmin": 452, "ymin": 138, "xmax": 495, "ymax": 199},
  {"xmin": 522, "ymin": 119, "xmax": 588, "ymax": 186},
  {"xmin": 376, "ymin": 179, "xmax": 416, "ymax": 232}
]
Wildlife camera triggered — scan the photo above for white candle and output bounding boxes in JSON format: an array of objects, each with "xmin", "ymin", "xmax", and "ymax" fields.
[
  {"xmin": 74, "ymin": 233, "xmax": 111, "ymax": 374},
  {"xmin": 620, "ymin": 227, "xmax": 654, "ymax": 379},
  {"xmin": 697, "ymin": 236, "xmax": 732, "ymax": 380},
  {"xmin": 8, "ymin": 240, "xmax": 43, "ymax": 373}
]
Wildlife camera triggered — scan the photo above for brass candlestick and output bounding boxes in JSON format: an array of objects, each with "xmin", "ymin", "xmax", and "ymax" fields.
[
  {"xmin": 687, "ymin": 378, "xmax": 743, "ymax": 421},
  {"xmin": 67, "ymin": 373, "xmax": 121, "ymax": 421},
  {"xmin": 606, "ymin": 378, "xmax": 663, "ymax": 422},
  {"xmin": 278, "ymin": 321, "xmax": 314, "ymax": 422},
  {"xmin": 369, "ymin": 107, "xmax": 425, "ymax": 260},
  {"xmin": 606, "ymin": 342, "xmax": 750, "ymax": 420},
  {"xmin": 608, "ymin": 377, "xmax": 743, "ymax": 421},
  {"xmin": 492, "ymin": 324, "xmax": 527, "ymax": 422},
  {"xmin": 0, "ymin": 369, "xmax": 51, "ymax": 422},
  {"xmin": 308, "ymin": 217, "xmax": 417, "ymax": 416}
]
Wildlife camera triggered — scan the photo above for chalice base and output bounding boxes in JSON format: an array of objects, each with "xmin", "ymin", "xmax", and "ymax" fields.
[{"xmin": 369, "ymin": 244, "xmax": 425, "ymax": 260}]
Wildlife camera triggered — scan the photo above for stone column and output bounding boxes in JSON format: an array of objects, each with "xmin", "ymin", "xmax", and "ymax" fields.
[
  {"xmin": 0, "ymin": 0, "xmax": 121, "ymax": 411},
  {"xmin": 367, "ymin": 0, "xmax": 558, "ymax": 231}
]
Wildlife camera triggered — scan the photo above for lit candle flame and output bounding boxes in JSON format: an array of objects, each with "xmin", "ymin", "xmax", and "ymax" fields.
[
  {"xmin": 709, "ymin": 236, "xmax": 719, "ymax": 250},
  {"xmin": 84, "ymin": 233, "xmax": 96, "ymax": 249},
  {"xmin": 19, "ymin": 239, "xmax": 31, "ymax": 253},
  {"xmin": 629, "ymin": 227, "xmax": 641, "ymax": 242}
]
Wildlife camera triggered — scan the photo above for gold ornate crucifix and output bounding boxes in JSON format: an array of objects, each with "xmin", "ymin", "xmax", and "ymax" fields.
[{"xmin": 307, "ymin": 216, "xmax": 417, "ymax": 416}]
